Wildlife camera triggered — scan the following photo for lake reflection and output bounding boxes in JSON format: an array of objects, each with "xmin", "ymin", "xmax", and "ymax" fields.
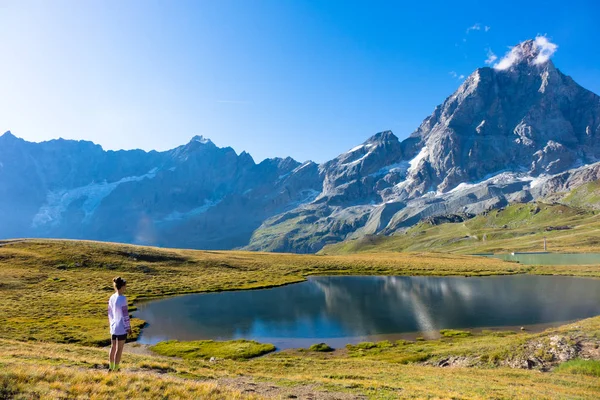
[{"xmin": 136, "ymin": 275, "xmax": 600, "ymax": 349}]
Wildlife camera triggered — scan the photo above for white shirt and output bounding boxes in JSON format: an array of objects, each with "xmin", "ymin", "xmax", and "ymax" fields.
[{"xmin": 108, "ymin": 293, "xmax": 131, "ymax": 335}]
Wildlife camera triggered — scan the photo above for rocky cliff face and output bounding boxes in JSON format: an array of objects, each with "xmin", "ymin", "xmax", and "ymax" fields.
[
  {"xmin": 246, "ymin": 39, "xmax": 600, "ymax": 252},
  {"xmin": 0, "ymin": 133, "xmax": 321, "ymax": 249},
  {"xmin": 404, "ymin": 41, "xmax": 600, "ymax": 194},
  {"xmin": 2, "ymin": 39, "xmax": 600, "ymax": 252}
]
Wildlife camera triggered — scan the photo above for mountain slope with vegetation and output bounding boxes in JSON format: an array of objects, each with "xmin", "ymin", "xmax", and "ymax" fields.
[{"xmin": 320, "ymin": 202, "xmax": 600, "ymax": 255}]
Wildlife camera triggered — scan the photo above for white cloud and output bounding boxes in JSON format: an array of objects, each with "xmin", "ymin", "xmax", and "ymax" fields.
[
  {"xmin": 466, "ymin": 23, "xmax": 481, "ymax": 33},
  {"xmin": 449, "ymin": 71, "xmax": 465, "ymax": 80},
  {"xmin": 485, "ymin": 49, "xmax": 498, "ymax": 65},
  {"xmin": 466, "ymin": 23, "xmax": 490, "ymax": 34},
  {"xmin": 494, "ymin": 47, "xmax": 522, "ymax": 70},
  {"xmin": 493, "ymin": 35, "xmax": 558, "ymax": 70},
  {"xmin": 533, "ymin": 35, "xmax": 558, "ymax": 64}
]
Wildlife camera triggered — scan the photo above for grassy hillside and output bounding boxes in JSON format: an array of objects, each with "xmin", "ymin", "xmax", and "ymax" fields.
[
  {"xmin": 2, "ymin": 239, "xmax": 600, "ymax": 398},
  {"xmin": 321, "ymin": 202, "xmax": 600, "ymax": 255},
  {"xmin": 548, "ymin": 181, "xmax": 600, "ymax": 210}
]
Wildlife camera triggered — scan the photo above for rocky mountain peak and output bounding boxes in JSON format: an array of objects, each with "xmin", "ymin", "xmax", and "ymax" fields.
[
  {"xmin": 238, "ymin": 150, "xmax": 255, "ymax": 165},
  {"xmin": 0, "ymin": 131, "xmax": 19, "ymax": 142},
  {"xmin": 364, "ymin": 130, "xmax": 398, "ymax": 146},
  {"xmin": 189, "ymin": 135, "xmax": 214, "ymax": 145},
  {"xmin": 494, "ymin": 37, "xmax": 558, "ymax": 71}
]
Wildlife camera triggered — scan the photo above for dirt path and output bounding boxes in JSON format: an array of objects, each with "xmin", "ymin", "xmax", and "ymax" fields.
[
  {"xmin": 119, "ymin": 343, "xmax": 367, "ymax": 399},
  {"xmin": 217, "ymin": 376, "xmax": 367, "ymax": 400}
]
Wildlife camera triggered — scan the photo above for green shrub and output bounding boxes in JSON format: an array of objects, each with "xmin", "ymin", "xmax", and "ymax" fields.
[
  {"xmin": 440, "ymin": 329, "xmax": 472, "ymax": 338},
  {"xmin": 309, "ymin": 343, "xmax": 334, "ymax": 352},
  {"xmin": 150, "ymin": 339, "xmax": 276, "ymax": 360},
  {"xmin": 354, "ymin": 342, "xmax": 377, "ymax": 350}
]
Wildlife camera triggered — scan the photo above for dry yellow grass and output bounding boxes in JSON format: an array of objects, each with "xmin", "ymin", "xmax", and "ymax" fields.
[
  {"xmin": 0, "ymin": 361, "xmax": 257, "ymax": 399},
  {"xmin": 2, "ymin": 317, "xmax": 600, "ymax": 400}
]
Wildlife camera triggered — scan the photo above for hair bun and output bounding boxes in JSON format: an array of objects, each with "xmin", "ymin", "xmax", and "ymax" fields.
[{"xmin": 113, "ymin": 277, "xmax": 126, "ymax": 289}]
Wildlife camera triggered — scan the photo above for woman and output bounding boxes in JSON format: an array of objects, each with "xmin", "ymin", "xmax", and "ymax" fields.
[{"xmin": 107, "ymin": 276, "xmax": 131, "ymax": 372}]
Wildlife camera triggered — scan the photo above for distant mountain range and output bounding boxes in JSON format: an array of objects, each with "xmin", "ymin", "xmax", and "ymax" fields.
[{"xmin": 2, "ymin": 39, "xmax": 599, "ymax": 252}]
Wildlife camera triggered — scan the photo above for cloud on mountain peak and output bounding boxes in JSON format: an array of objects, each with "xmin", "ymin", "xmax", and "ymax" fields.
[
  {"xmin": 532, "ymin": 36, "xmax": 558, "ymax": 64},
  {"xmin": 485, "ymin": 49, "xmax": 498, "ymax": 65},
  {"xmin": 494, "ymin": 35, "xmax": 558, "ymax": 70}
]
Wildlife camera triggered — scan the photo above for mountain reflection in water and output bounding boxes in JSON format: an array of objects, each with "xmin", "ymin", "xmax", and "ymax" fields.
[{"xmin": 136, "ymin": 275, "xmax": 600, "ymax": 348}]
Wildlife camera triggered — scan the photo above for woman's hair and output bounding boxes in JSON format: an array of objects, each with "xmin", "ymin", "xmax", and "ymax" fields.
[{"xmin": 113, "ymin": 277, "xmax": 127, "ymax": 290}]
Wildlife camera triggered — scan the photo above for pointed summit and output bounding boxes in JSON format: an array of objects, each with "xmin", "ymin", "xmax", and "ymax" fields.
[
  {"xmin": 189, "ymin": 135, "xmax": 213, "ymax": 145},
  {"xmin": 0, "ymin": 131, "xmax": 21, "ymax": 144},
  {"xmin": 402, "ymin": 34, "xmax": 597, "ymax": 195},
  {"xmin": 494, "ymin": 36, "xmax": 558, "ymax": 71},
  {"xmin": 364, "ymin": 130, "xmax": 399, "ymax": 145}
]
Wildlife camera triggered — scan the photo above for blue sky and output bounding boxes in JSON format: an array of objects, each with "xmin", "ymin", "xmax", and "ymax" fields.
[{"xmin": 1, "ymin": 0, "xmax": 599, "ymax": 163}]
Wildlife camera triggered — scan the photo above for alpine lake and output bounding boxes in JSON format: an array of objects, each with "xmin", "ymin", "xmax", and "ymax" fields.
[{"xmin": 136, "ymin": 272, "xmax": 600, "ymax": 349}]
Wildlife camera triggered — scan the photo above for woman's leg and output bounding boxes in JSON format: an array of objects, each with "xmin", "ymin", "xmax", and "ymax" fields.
[
  {"xmin": 109, "ymin": 338, "xmax": 117, "ymax": 369},
  {"xmin": 115, "ymin": 339, "xmax": 126, "ymax": 370}
]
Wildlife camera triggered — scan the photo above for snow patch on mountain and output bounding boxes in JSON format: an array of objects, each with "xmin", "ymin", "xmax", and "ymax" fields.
[
  {"xmin": 32, "ymin": 169, "xmax": 158, "ymax": 227},
  {"xmin": 160, "ymin": 198, "xmax": 222, "ymax": 223},
  {"xmin": 348, "ymin": 144, "xmax": 365, "ymax": 152},
  {"xmin": 370, "ymin": 161, "xmax": 410, "ymax": 178},
  {"xmin": 343, "ymin": 152, "xmax": 370, "ymax": 166},
  {"xmin": 444, "ymin": 171, "xmax": 535, "ymax": 195},
  {"xmin": 292, "ymin": 161, "xmax": 313, "ymax": 173},
  {"xmin": 191, "ymin": 135, "xmax": 212, "ymax": 144},
  {"xmin": 408, "ymin": 146, "xmax": 428, "ymax": 174},
  {"xmin": 539, "ymin": 70, "xmax": 550, "ymax": 93},
  {"xmin": 286, "ymin": 189, "xmax": 321, "ymax": 209},
  {"xmin": 348, "ymin": 143, "xmax": 374, "ymax": 153},
  {"xmin": 278, "ymin": 161, "xmax": 314, "ymax": 181},
  {"xmin": 529, "ymin": 175, "xmax": 549, "ymax": 188}
]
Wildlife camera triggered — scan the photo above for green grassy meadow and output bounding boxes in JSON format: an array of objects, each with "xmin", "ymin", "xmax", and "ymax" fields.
[{"xmin": 1, "ymin": 238, "xmax": 600, "ymax": 399}]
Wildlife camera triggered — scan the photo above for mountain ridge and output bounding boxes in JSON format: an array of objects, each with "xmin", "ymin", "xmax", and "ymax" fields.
[{"xmin": 2, "ymin": 39, "xmax": 600, "ymax": 252}]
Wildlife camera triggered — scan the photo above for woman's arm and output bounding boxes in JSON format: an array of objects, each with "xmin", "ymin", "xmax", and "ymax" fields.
[
  {"xmin": 108, "ymin": 301, "xmax": 113, "ymax": 325},
  {"xmin": 121, "ymin": 298, "xmax": 131, "ymax": 335}
]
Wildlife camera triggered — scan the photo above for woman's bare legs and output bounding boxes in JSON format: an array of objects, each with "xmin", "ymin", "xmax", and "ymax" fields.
[
  {"xmin": 109, "ymin": 338, "xmax": 117, "ymax": 370},
  {"xmin": 115, "ymin": 339, "xmax": 126, "ymax": 370}
]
